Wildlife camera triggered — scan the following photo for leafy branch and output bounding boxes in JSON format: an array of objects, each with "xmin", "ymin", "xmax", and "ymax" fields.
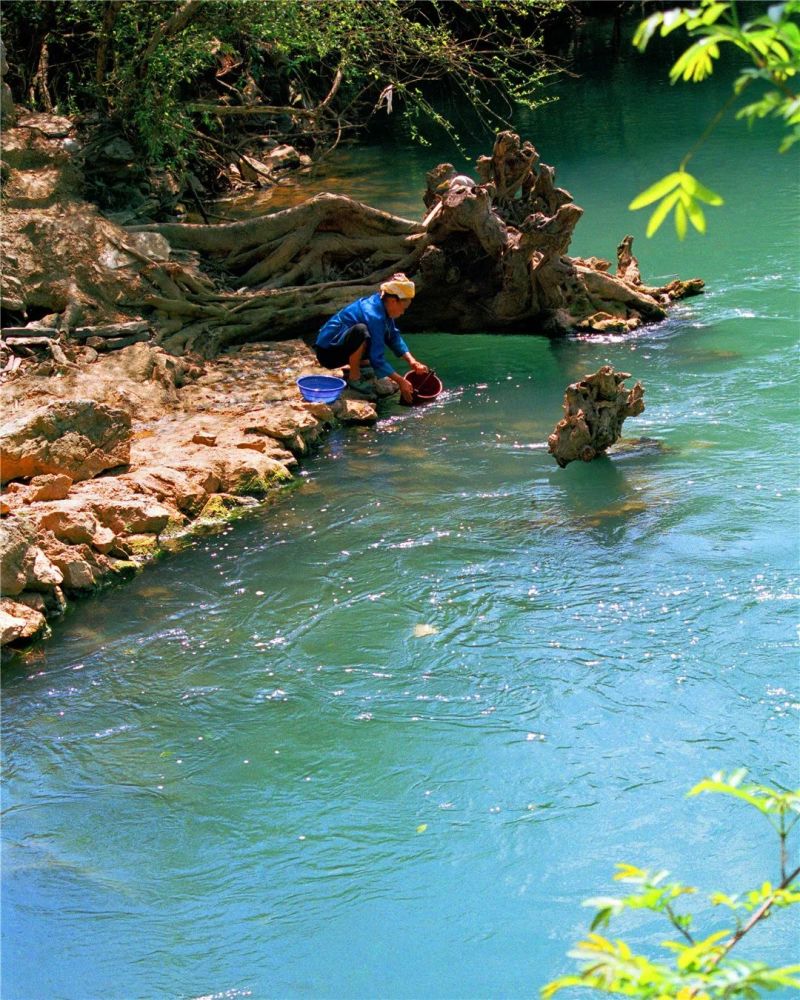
[
  {"xmin": 629, "ymin": 0, "xmax": 800, "ymax": 239},
  {"xmin": 542, "ymin": 770, "xmax": 800, "ymax": 998},
  {"xmin": 2, "ymin": 0, "xmax": 567, "ymax": 187}
]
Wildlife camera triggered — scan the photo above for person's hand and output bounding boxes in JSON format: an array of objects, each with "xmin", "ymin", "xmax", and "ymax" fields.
[
  {"xmin": 410, "ymin": 360, "xmax": 429, "ymax": 373},
  {"xmin": 399, "ymin": 378, "xmax": 414, "ymax": 404}
]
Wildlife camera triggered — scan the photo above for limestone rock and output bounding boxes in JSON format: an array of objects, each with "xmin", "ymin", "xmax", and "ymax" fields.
[
  {"xmin": 67, "ymin": 478, "xmax": 172, "ymax": 535},
  {"xmin": 0, "ymin": 599, "xmax": 48, "ymax": 645},
  {"xmin": 191, "ymin": 431, "xmax": 218, "ymax": 446},
  {"xmin": 0, "ymin": 515, "xmax": 63, "ymax": 596},
  {"xmin": 14, "ymin": 591, "xmax": 47, "ymax": 614},
  {"xmin": 12, "ymin": 587, "xmax": 67, "ymax": 616},
  {"xmin": 331, "ymin": 398, "xmax": 379, "ymax": 425},
  {"xmin": 0, "ymin": 400, "xmax": 131, "ymax": 485},
  {"xmin": 13, "ymin": 587, "xmax": 66, "ymax": 617},
  {"xmin": 239, "ymin": 154, "xmax": 275, "ymax": 185},
  {"xmin": 265, "ymin": 145, "xmax": 302, "ymax": 170},
  {"xmin": 24, "ymin": 474, "xmax": 73, "ymax": 502},
  {"xmin": 174, "ymin": 446, "xmax": 294, "ymax": 496},
  {"xmin": 120, "ymin": 466, "xmax": 207, "ymax": 516},
  {"xmin": 242, "ymin": 403, "xmax": 325, "ymax": 454},
  {"xmin": 44, "ymin": 539, "xmax": 106, "ymax": 591},
  {"xmin": 26, "ymin": 546, "xmax": 64, "ymax": 591},
  {"xmin": 0, "ymin": 517, "xmax": 38, "ymax": 596},
  {"xmin": 36, "ymin": 508, "xmax": 99, "ymax": 545}
]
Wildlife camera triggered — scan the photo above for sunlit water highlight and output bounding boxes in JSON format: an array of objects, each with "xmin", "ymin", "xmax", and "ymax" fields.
[{"xmin": 2, "ymin": 22, "xmax": 799, "ymax": 1000}]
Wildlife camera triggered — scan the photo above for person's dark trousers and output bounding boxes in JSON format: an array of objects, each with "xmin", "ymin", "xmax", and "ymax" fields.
[{"xmin": 315, "ymin": 324, "xmax": 369, "ymax": 369}]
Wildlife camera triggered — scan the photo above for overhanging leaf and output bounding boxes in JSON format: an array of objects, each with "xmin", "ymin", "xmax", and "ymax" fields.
[
  {"xmin": 629, "ymin": 172, "xmax": 683, "ymax": 210},
  {"xmin": 633, "ymin": 12, "xmax": 664, "ymax": 51},
  {"xmin": 681, "ymin": 173, "xmax": 725, "ymax": 205},
  {"xmin": 670, "ymin": 37, "xmax": 723, "ymax": 83},
  {"xmin": 646, "ymin": 188, "xmax": 683, "ymax": 237},
  {"xmin": 675, "ymin": 200, "xmax": 688, "ymax": 239},
  {"xmin": 685, "ymin": 196, "xmax": 707, "ymax": 233}
]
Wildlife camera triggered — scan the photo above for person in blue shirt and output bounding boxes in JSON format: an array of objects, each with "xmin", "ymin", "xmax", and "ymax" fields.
[{"xmin": 314, "ymin": 273, "xmax": 428, "ymax": 404}]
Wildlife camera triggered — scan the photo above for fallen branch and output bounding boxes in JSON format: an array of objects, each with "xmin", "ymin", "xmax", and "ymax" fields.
[{"xmin": 69, "ymin": 321, "xmax": 150, "ymax": 341}]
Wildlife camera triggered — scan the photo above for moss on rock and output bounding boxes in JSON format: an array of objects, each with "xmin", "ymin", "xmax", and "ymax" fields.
[
  {"xmin": 197, "ymin": 494, "xmax": 254, "ymax": 523},
  {"xmin": 124, "ymin": 533, "xmax": 161, "ymax": 558},
  {"xmin": 232, "ymin": 467, "xmax": 294, "ymax": 498},
  {"xmin": 106, "ymin": 558, "xmax": 140, "ymax": 580}
]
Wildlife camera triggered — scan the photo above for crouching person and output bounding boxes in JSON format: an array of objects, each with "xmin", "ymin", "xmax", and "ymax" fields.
[{"xmin": 314, "ymin": 273, "xmax": 428, "ymax": 405}]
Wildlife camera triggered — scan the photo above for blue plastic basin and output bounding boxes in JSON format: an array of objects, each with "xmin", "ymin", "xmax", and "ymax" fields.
[{"xmin": 297, "ymin": 374, "xmax": 347, "ymax": 403}]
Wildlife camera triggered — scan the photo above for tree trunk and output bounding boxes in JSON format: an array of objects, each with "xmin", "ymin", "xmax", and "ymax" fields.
[
  {"xmin": 137, "ymin": 0, "xmax": 204, "ymax": 77},
  {"xmin": 96, "ymin": 1, "xmax": 124, "ymax": 103}
]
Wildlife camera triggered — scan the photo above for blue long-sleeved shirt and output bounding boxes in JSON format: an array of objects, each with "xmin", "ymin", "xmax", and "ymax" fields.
[{"xmin": 315, "ymin": 293, "xmax": 410, "ymax": 377}]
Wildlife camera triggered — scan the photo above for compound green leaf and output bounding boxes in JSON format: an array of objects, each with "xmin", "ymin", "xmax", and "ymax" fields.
[
  {"xmin": 629, "ymin": 172, "xmax": 683, "ymax": 210},
  {"xmin": 646, "ymin": 188, "xmax": 682, "ymax": 237}
]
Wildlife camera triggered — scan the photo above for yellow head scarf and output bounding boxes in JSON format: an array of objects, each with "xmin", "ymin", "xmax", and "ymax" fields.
[{"xmin": 379, "ymin": 274, "xmax": 415, "ymax": 300}]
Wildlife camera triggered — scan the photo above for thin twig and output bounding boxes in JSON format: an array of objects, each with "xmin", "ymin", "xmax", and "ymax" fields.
[{"xmin": 713, "ymin": 863, "xmax": 800, "ymax": 965}]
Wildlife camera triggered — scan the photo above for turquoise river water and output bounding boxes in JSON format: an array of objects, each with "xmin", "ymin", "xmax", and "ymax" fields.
[{"xmin": 2, "ymin": 20, "xmax": 799, "ymax": 1000}]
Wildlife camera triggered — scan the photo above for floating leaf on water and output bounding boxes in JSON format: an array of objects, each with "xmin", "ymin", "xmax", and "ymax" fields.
[
  {"xmin": 416, "ymin": 823, "xmax": 428, "ymax": 834},
  {"xmin": 413, "ymin": 623, "xmax": 438, "ymax": 638}
]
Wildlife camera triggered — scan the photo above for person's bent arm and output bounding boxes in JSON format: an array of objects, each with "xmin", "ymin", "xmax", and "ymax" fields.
[
  {"xmin": 402, "ymin": 351, "xmax": 428, "ymax": 373},
  {"xmin": 387, "ymin": 370, "xmax": 414, "ymax": 403}
]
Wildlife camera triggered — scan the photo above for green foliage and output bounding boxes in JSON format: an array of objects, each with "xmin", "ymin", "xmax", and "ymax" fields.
[
  {"xmin": 542, "ymin": 771, "xmax": 800, "ymax": 999},
  {"xmin": 585, "ymin": 863, "xmax": 697, "ymax": 933},
  {"xmin": 689, "ymin": 768, "xmax": 800, "ymax": 827},
  {"xmin": 629, "ymin": 0, "xmax": 800, "ymax": 238},
  {"xmin": 628, "ymin": 170, "xmax": 724, "ymax": 237},
  {"xmin": 2, "ymin": 0, "xmax": 565, "ymax": 175}
]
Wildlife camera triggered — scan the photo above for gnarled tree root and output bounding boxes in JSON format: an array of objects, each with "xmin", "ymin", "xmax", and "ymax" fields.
[{"xmin": 117, "ymin": 131, "xmax": 705, "ymax": 354}]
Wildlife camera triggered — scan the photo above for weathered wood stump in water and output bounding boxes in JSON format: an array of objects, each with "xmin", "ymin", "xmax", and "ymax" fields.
[{"xmin": 547, "ymin": 366, "xmax": 645, "ymax": 468}]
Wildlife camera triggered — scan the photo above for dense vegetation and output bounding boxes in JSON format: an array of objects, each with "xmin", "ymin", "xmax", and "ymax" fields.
[{"xmin": 2, "ymin": 0, "xmax": 567, "ymax": 206}]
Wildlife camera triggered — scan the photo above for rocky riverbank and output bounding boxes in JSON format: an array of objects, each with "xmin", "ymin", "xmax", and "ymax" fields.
[
  {"xmin": 0, "ymin": 105, "xmax": 383, "ymax": 656},
  {"xmin": 0, "ymin": 340, "xmax": 379, "ymax": 654}
]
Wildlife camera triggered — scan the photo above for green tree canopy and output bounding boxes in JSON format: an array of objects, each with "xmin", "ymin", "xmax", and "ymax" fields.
[{"xmin": 2, "ymin": 0, "xmax": 565, "ymax": 178}]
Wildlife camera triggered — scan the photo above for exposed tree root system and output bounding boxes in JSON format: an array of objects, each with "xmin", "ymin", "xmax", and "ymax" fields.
[
  {"xmin": 3, "ymin": 121, "xmax": 703, "ymax": 368},
  {"xmin": 127, "ymin": 130, "xmax": 704, "ymax": 357}
]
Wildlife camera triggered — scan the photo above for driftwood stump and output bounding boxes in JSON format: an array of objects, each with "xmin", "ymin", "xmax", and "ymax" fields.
[{"xmin": 547, "ymin": 366, "xmax": 645, "ymax": 468}]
